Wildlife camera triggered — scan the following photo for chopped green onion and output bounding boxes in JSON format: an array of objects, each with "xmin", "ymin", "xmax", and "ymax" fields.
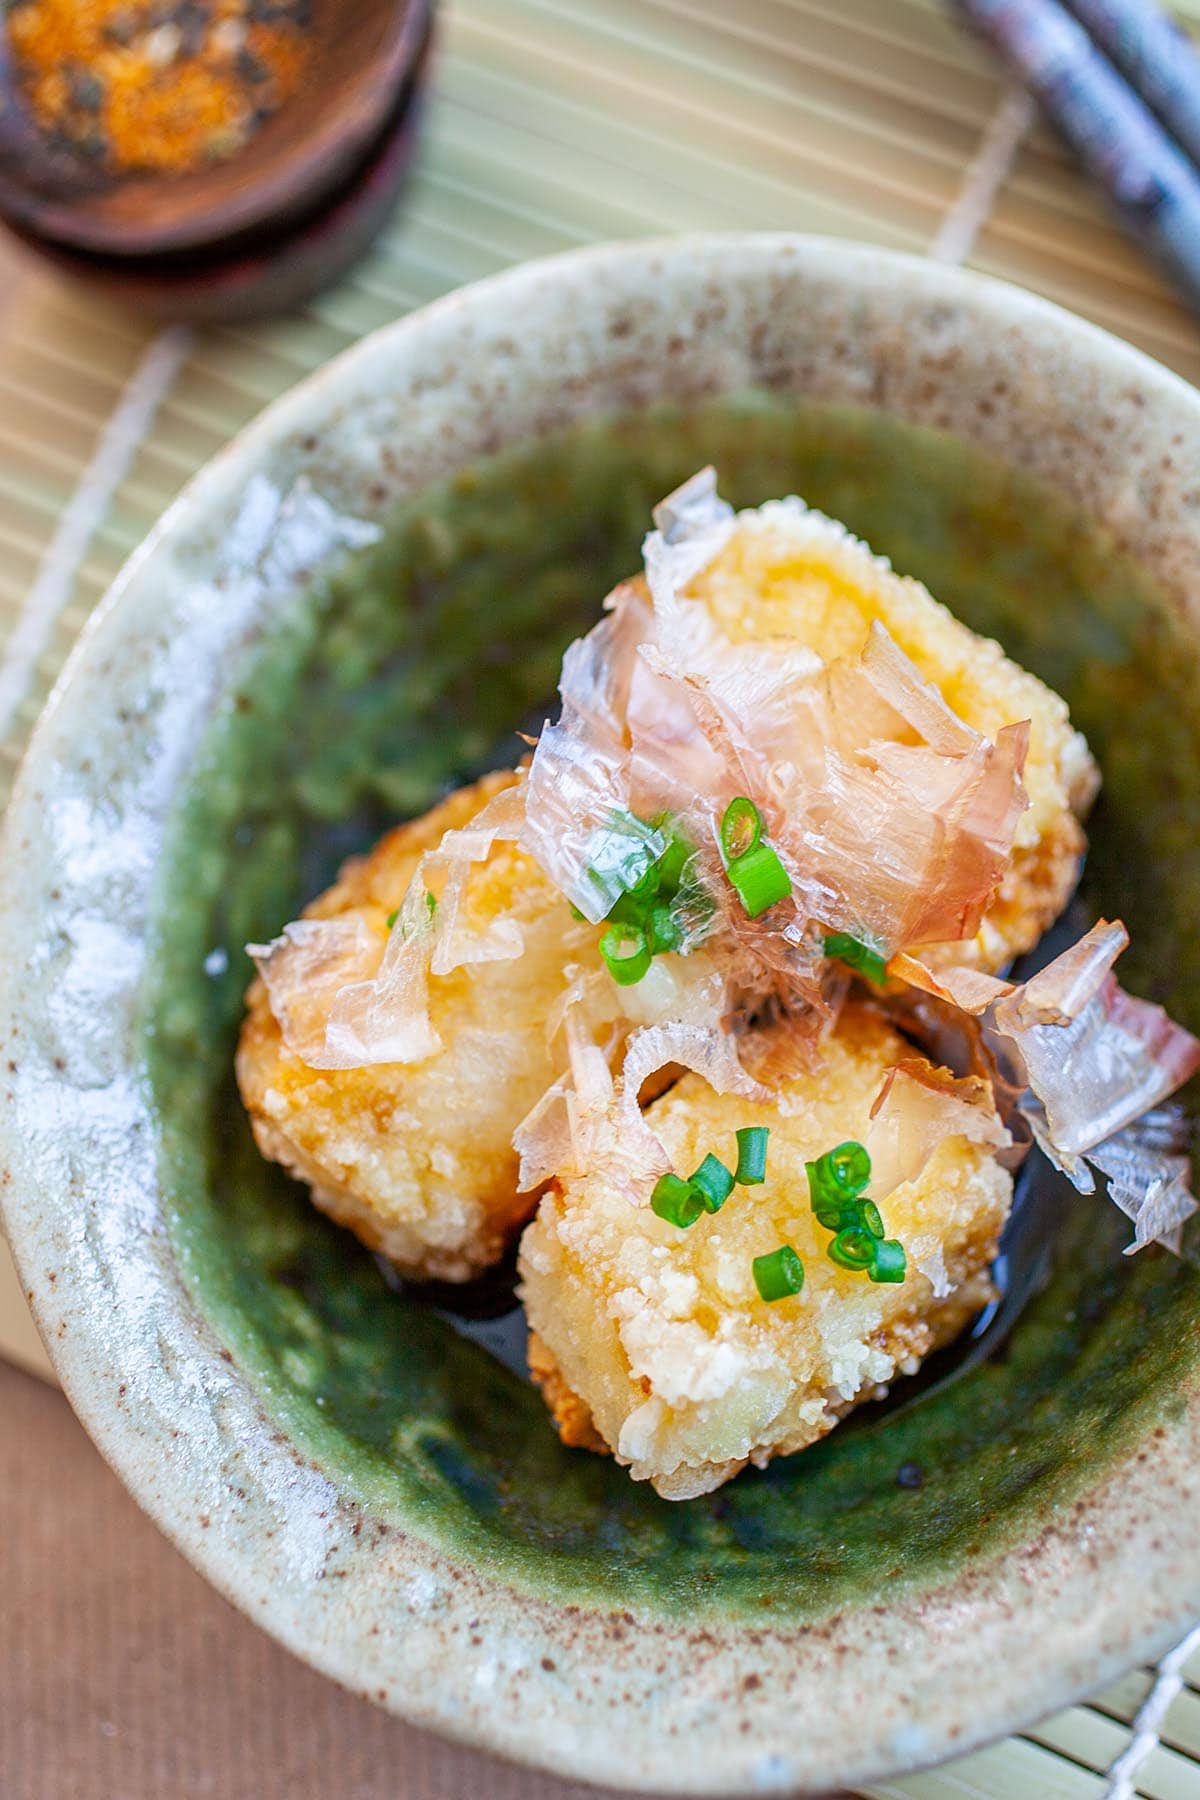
[
  {"xmin": 654, "ymin": 825, "xmax": 692, "ymax": 894},
  {"xmin": 827, "ymin": 1140, "xmax": 871, "ymax": 1196},
  {"xmin": 806, "ymin": 1142, "xmax": 871, "ymax": 1215},
  {"xmin": 690, "ymin": 1152, "xmax": 734, "ymax": 1214},
  {"xmin": 600, "ymin": 921, "xmax": 653, "ymax": 987},
  {"xmin": 827, "ymin": 1227, "xmax": 876, "ymax": 1271},
  {"xmin": 813, "ymin": 1202, "xmax": 864, "ymax": 1233},
  {"xmin": 814, "ymin": 1195, "xmax": 883, "ymax": 1235},
  {"xmin": 425, "ymin": 890, "xmax": 437, "ymax": 919},
  {"xmin": 752, "ymin": 1244, "xmax": 805, "ymax": 1302},
  {"xmin": 647, "ymin": 904, "xmax": 683, "ymax": 955},
  {"xmin": 588, "ymin": 813, "xmax": 702, "ymax": 983},
  {"xmin": 823, "ymin": 931, "xmax": 888, "ymax": 986},
  {"xmin": 720, "ymin": 796, "xmax": 763, "ymax": 863},
  {"xmin": 726, "ymin": 841, "xmax": 792, "ymax": 918},
  {"xmin": 630, "ymin": 858, "xmax": 662, "ymax": 899},
  {"xmin": 859, "ymin": 1198, "xmax": 885, "ymax": 1240},
  {"xmin": 734, "ymin": 1125, "xmax": 770, "ymax": 1185},
  {"xmin": 869, "ymin": 1239, "xmax": 907, "ymax": 1284},
  {"xmin": 607, "ymin": 860, "xmax": 663, "ymax": 925},
  {"xmin": 806, "ymin": 1142, "xmax": 904, "ymax": 1278},
  {"xmin": 584, "ymin": 812, "xmax": 665, "ymax": 917},
  {"xmin": 651, "ymin": 1173, "xmax": 705, "ymax": 1229},
  {"xmin": 609, "ymin": 890, "xmax": 650, "ymax": 925},
  {"xmin": 385, "ymin": 908, "xmax": 399, "ymax": 930},
  {"xmin": 719, "ymin": 797, "xmax": 790, "ymax": 918}
]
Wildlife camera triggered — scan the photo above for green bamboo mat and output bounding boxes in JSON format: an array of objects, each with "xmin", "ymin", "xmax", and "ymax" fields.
[{"xmin": 3, "ymin": 1, "xmax": 1200, "ymax": 1794}]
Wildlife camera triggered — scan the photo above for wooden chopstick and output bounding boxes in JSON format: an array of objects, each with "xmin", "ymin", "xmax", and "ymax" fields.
[
  {"xmin": 955, "ymin": 0, "xmax": 1200, "ymax": 315},
  {"xmin": 1065, "ymin": 0, "xmax": 1200, "ymax": 168}
]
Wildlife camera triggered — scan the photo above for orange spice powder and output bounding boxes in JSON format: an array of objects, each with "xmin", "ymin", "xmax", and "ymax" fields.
[{"xmin": 4, "ymin": 0, "xmax": 312, "ymax": 176}]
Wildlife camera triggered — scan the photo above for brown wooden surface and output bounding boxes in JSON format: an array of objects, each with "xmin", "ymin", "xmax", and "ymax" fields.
[{"xmin": 0, "ymin": 1359, "xmax": 673, "ymax": 1800}]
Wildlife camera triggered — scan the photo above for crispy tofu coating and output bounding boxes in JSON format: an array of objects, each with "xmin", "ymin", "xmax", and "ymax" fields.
[
  {"xmin": 685, "ymin": 507, "xmax": 1099, "ymax": 970},
  {"xmin": 519, "ymin": 1005, "xmax": 1012, "ymax": 1498},
  {"xmin": 237, "ymin": 772, "xmax": 588, "ymax": 1281}
]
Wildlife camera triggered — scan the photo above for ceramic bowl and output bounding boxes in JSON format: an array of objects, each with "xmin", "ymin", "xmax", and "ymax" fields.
[{"xmin": 3, "ymin": 236, "xmax": 1200, "ymax": 1797}]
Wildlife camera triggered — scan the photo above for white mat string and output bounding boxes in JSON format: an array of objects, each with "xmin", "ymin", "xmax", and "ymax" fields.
[{"xmin": 930, "ymin": 84, "xmax": 1035, "ymax": 266}]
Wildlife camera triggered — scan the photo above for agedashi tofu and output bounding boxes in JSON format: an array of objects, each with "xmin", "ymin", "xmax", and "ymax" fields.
[
  {"xmin": 239, "ymin": 498, "xmax": 1094, "ymax": 1286},
  {"xmin": 237, "ymin": 772, "xmax": 590, "ymax": 1281},
  {"xmin": 236, "ymin": 467, "xmax": 1198, "ymax": 1502},
  {"xmin": 683, "ymin": 501, "xmax": 1098, "ymax": 972},
  {"xmin": 520, "ymin": 1005, "xmax": 1012, "ymax": 1499}
]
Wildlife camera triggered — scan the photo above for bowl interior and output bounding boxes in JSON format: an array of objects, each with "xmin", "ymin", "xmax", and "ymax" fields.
[{"xmin": 144, "ymin": 390, "xmax": 1200, "ymax": 1617}]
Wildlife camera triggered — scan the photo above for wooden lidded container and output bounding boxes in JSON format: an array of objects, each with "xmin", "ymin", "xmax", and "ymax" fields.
[{"xmin": 0, "ymin": 0, "xmax": 434, "ymax": 318}]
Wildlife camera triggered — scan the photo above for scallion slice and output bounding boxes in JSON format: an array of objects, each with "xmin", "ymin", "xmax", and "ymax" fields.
[
  {"xmin": 606, "ymin": 860, "xmax": 663, "ymax": 926},
  {"xmin": 734, "ymin": 1125, "xmax": 770, "ymax": 1186},
  {"xmin": 385, "ymin": 908, "xmax": 399, "ymax": 930},
  {"xmin": 859, "ymin": 1198, "xmax": 885, "ymax": 1241},
  {"xmin": 807, "ymin": 1140, "xmax": 904, "ymax": 1279},
  {"xmin": 650, "ymin": 1173, "xmax": 705, "ymax": 1229},
  {"xmin": 654, "ymin": 826, "xmax": 692, "ymax": 894},
  {"xmin": 589, "ymin": 812, "xmax": 702, "ymax": 981},
  {"xmin": 648, "ymin": 904, "xmax": 684, "ymax": 955},
  {"xmin": 726, "ymin": 841, "xmax": 792, "ymax": 918},
  {"xmin": 752, "ymin": 1244, "xmax": 805, "ymax": 1302},
  {"xmin": 720, "ymin": 795, "xmax": 763, "ymax": 863},
  {"xmin": 690, "ymin": 1152, "xmax": 734, "ymax": 1214},
  {"xmin": 584, "ymin": 811, "xmax": 665, "ymax": 917},
  {"xmin": 827, "ymin": 1227, "xmax": 876, "ymax": 1271},
  {"xmin": 869, "ymin": 1238, "xmax": 907, "ymax": 1283},
  {"xmin": 823, "ymin": 931, "xmax": 888, "ymax": 986},
  {"xmin": 813, "ymin": 1202, "xmax": 863, "ymax": 1233},
  {"xmin": 827, "ymin": 1140, "xmax": 871, "ymax": 1197},
  {"xmin": 600, "ymin": 921, "xmax": 652, "ymax": 987},
  {"xmin": 806, "ymin": 1141, "xmax": 871, "ymax": 1213}
]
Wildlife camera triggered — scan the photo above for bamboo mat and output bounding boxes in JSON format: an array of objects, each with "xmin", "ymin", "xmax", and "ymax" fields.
[{"xmin": 3, "ymin": 1, "xmax": 1200, "ymax": 1795}]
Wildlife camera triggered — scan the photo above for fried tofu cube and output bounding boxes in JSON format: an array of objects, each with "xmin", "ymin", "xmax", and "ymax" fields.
[
  {"xmin": 237, "ymin": 772, "xmax": 587, "ymax": 1281},
  {"xmin": 684, "ymin": 504, "xmax": 1098, "ymax": 970},
  {"xmin": 519, "ymin": 1005, "xmax": 1012, "ymax": 1498}
]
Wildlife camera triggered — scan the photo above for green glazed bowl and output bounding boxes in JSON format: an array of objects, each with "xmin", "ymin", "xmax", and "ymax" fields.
[{"xmin": 4, "ymin": 236, "xmax": 1200, "ymax": 1796}]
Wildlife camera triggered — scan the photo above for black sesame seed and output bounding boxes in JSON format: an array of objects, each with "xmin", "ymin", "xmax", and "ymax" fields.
[
  {"xmin": 73, "ymin": 130, "xmax": 110, "ymax": 163},
  {"xmin": 174, "ymin": 0, "xmax": 212, "ymax": 55},
  {"xmin": 68, "ymin": 69, "xmax": 106, "ymax": 111},
  {"xmin": 237, "ymin": 48, "xmax": 269, "ymax": 84},
  {"xmin": 102, "ymin": 12, "xmax": 140, "ymax": 46}
]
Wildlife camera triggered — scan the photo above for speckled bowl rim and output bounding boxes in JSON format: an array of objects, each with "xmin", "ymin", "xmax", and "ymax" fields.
[{"xmin": 3, "ymin": 236, "xmax": 1200, "ymax": 1798}]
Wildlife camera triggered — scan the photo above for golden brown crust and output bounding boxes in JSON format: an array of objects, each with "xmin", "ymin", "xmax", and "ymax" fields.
[
  {"xmin": 527, "ymin": 1260, "xmax": 998, "ymax": 1466},
  {"xmin": 237, "ymin": 770, "xmax": 583, "ymax": 1282},
  {"xmin": 519, "ymin": 1004, "xmax": 1013, "ymax": 1497},
  {"xmin": 527, "ymin": 1329, "xmax": 610, "ymax": 1455}
]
